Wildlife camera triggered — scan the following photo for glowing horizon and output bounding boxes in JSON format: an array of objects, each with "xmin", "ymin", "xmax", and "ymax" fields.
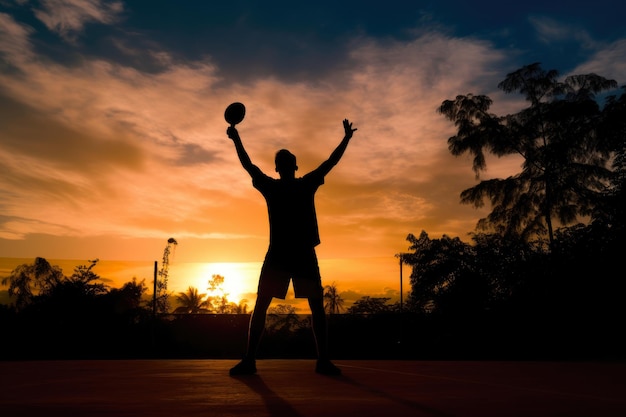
[{"xmin": 0, "ymin": 256, "xmax": 408, "ymax": 312}]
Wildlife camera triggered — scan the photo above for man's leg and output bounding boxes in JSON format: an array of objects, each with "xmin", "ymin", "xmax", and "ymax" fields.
[
  {"xmin": 230, "ymin": 294, "xmax": 273, "ymax": 376},
  {"xmin": 308, "ymin": 296, "xmax": 329, "ymax": 358},
  {"xmin": 246, "ymin": 294, "xmax": 273, "ymax": 358},
  {"xmin": 308, "ymin": 296, "xmax": 341, "ymax": 375}
]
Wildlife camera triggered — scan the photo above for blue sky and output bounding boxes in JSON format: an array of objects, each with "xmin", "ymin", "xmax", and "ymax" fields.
[
  {"xmin": 5, "ymin": 1, "xmax": 625, "ymax": 82},
  {"xmin": 0, "ymin": 1, "xmax": 624, "ymax": 294}
]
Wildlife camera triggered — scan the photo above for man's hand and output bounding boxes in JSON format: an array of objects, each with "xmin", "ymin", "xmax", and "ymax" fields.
[
  {"xmin": 227, "ymin": 126, "xmax": 240, "ymax": 141},
  {"xmin": 343, "ymin": 119, "xmax": 357, "ymax": 139}
]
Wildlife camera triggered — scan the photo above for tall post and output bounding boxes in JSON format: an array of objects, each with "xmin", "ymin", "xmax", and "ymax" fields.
[
  {"xmin": 153, "ymin": 260, "xmax": 157, "ymax": 318},
  {"xmin": 151, "ymin": 260, "xmax": 158, "ymax": 353},
  {"xmin": 399, "ymin": 255, "xmax": 403, "ymax": 313},
  {"xmin": 395, "ymin": 253, "xmax": 406, "ymax": 350}
]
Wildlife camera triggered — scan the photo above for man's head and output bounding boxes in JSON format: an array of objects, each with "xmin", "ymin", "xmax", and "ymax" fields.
[{"xmin": 275, "ymin": 149, "xmax": 298, "ymax": 178}]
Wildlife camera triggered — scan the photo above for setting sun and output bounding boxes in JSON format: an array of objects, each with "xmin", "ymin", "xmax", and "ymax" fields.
[{"xmin": 191, "ymin": 262, "xmax": 258, "ymax": 305}]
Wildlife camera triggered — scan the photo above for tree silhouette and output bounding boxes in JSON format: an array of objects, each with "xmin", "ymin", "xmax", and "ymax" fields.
[
  {"xmin": 323, "ymin": 282, "xmax": 345, "ymax": 314},
  {"xmin": 346, "ymin": 296, "xmax": 395, "ymax": 315},
  {"xmin": 174, "ymin": 286, "xmax": 209, "ymax": 314},
  {"xmin": 206, "ymin": 274, "xmax": 231, "ymax": 313},
  {"xmin": 403, "ymin": 232, "xmax": 481, "ymax": 315},
  {"xmin": 1, "ymin": 257, "xmax": 63, "ymax": 311},
  {"xmin": 231, "ymin": 299, "xmax": 249, "ymax": 314},
  {"xmin": 593, "ymin": 86, "xmax": 626, "ymax": 234},
  {"xmin": 267, "ymin": 304, "xmax": 303, "ymax": 333},
  {"xmin": 59, "ymin": 259, "xmax": 108, "ymax": 297},
  {"xmin": 104, "ymin": 278, "xmax": 148, "ymax": 323},
  {"xmin": 439, "ymin": 63, "xmax": 618, "ymax": 248}
]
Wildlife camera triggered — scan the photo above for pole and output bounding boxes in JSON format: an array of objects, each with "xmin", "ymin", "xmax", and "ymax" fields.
[
  {"xmin": 399, "ymin": 256, "xmax": 403, "ymax": 313},
  {"xmin": 151, "ymin": 260, "xmax": 158, "ymax": 353},
  {"xmin": 153, "ymin": 260, "xmax": 157, "ymax": 318}
]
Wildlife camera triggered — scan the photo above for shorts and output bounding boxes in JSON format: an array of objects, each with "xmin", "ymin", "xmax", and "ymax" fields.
[{"xmin": 257, "ymin": 246, "xmax": 323, "ymax": 299}]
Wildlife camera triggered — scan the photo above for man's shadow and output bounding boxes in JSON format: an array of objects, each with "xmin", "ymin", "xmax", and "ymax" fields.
[
  {"xmin": 231, "ymin": 375, "xmax": 302, "ymax": 417},
  {"xmin": 335, "ymin": 374, "xmax": 454, "ymax": 417},
  {"xmin": 232, "ymin": 372, "xmax": 452, "ymax": 417}
]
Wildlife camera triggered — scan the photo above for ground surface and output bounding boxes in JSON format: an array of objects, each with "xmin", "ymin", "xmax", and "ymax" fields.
[{"xmin": 1, "ymin": 360, "xmax": 625, "ymax": 416}]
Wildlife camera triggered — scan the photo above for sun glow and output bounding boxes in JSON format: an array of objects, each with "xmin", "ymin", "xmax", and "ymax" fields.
[{"xmin": 193, "ymin": 262, "xmax": 257, "ymax": 305}]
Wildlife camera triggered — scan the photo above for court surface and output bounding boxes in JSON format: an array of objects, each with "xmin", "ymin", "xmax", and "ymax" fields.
[{"xmin": 1, "ymin": 360, "xmax": 624, "ymax": 416}]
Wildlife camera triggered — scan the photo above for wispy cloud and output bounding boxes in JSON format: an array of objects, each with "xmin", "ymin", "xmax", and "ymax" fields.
[
  {"xmin": 571, "ymin": 39, "xmax": 626, "ymax": 83},
  {"xmin": 32, "ymin": 0, "xmax": 124, "ymax": 41},
  {"xmin": 0, "ymin": 12, "xmax": 34, "ymax": 63},
  {"xmin": 529, "ymin": 15, "xmax": 599, "ymax": 49}
]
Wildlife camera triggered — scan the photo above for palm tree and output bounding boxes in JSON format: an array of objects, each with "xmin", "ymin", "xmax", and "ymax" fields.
[
  {"xmin": 234, "ymin": 299, "xmax": 249, "ymax": 314},
  {"xmin": 323, "ymin": 282, "xmax": 345, "ymax": 314},
  {"xmin": 174, "ymin": 286, "xmax": 208, "ymax": 314}
]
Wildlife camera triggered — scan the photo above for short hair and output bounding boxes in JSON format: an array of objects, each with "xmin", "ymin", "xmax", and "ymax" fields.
[{"xmin": 275, "ymin": 149, "xmax": 297, "ymax": 169}]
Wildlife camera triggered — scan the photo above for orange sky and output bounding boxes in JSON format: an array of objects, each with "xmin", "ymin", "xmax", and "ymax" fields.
[{"xmin": 1, "ymin": 1, "xmax": 624, "ymax": 311}]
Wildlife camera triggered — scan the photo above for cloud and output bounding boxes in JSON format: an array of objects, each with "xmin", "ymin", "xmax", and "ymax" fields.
[
  {"xmin": 570, "ymin": 39, "xmax": 626, "ymax": 84},
  {"xmin": 528, "ymin": 15, "xmax": 598, "ymax": 49},
  {"xmin": 0, "ymin": 12, "xmax": 35, "ymax": 64},
  {"xmin": 32, "ymin": 0, "xmax": 124, "ymax": 41},
  {"xmin": 0, "ymin": 10, "xmax": 532, "ymax": 262}
]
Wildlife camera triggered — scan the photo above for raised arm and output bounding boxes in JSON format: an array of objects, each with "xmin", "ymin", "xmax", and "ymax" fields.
[
  {"xmin": 313, "ymin": 119, "xmax": 357, "ymax": 177},
  {"xmin": 227, "ymin": 126, "xmax": 262, "ymax": 177}
]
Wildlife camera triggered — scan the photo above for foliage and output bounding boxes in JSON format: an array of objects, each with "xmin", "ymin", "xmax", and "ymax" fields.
[
  {"xmin": 267, "ymin": 304, "xmax": 307, "ymax": 333},
  {"xmin": 105, "ymin": 278, "xmax": 148, "ymax": 315},
  {"xmin": 323, "ymin": 282, "xmax": 345, "ymax": 314},
  {"xmin": 346, "ymin": 296, "xmax": 397, "ymax": 315},
  {"xmin": 403, "ymin": 231, "xmax": 485, "ymax": 315},
  {"xmin": 50, "ymin": 259, "xmax": 108, "ymax": 298},
  {"xmin": 174, "ymin": 286, "xmax": 209, "ymax": 314},
  {"xmin": 0, "ymin": 258, "xmax": 147, "ymax": 315},
  {"xmin": 206, "ymin": 274, "xmax": 231, "ymax": 313},
  {"xmin": 439, "ymin": 63, "xmax": 619, "ymax": 247},
  {"xmin": 1, "ymin": 257, "xmax": 63, "ymax": 310},
  {"xmin": 592, "ymin": 86, "xmax": 626, "ymax": 233},
  {"xmin": 230, "ymin": 299, "xmax": 249, "ymax": 314},
  {"xmin": 155, "ymin": 238, "xmax": 178, "ymax": 314}
]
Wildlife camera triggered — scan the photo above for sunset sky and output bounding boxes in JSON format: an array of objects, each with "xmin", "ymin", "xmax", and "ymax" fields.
[{"xmin": 1, "ymin": 1, "xmax": 625, "ymax": 308}]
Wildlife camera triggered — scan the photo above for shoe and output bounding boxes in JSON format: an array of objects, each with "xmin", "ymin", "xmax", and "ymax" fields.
[
  {"xmin": 229, "ymin": 359, "xmax": 257, "ymax": 376},
  {"xmin": 315, "ymin": 359, "xmax": 341, "ymax": 376}
]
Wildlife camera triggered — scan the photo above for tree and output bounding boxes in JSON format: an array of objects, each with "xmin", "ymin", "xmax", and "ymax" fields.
[
  {"xmin": 230, "ymin": 299, "xmax": 249, "ymax": 314},
  {"xmin": 97, "ymin": 278, "xmax": 150, "ymax": 329},
  {"xmin": 438, "ymin": 63, "xmax": 618, "ymax": 248},
  {"xmin": 61, "ymin": 259, "xmax": 108, "ymax": 297},
  {"xmin": 174, "ymin": 286, "xmax": 209, "ymax": 314},
  {"xmin": 346, "ymin": 296, "xmax": 394, "ymax": 315},
  {"xmin": 593, "ymin": 86, "xmax": 626, "ymax": 234},
  {"xmin": 323, "ymin": 282, "xmax": 345, "ymax": 314},
  {"xmin": 403, "ymin": 231, "xmax": 483, "ymax": 315},
  {"xmin": 1, "ymin": 257, "xmax": 63, "ymax": 310},
  {"xmin": 206, "ymin": 274, "xmax": 230, "ymax": 313},
  {"xmin": 267, "ymin": 304, "xmax": 303, "ymax": 333},
  {"xmin": 41, "ymin": 259, "xmax": 109, "ymax": 318}
]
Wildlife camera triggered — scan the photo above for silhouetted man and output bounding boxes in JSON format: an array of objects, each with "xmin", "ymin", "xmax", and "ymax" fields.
[{"xmin": 227, "ymin": 119, "xmax": 357, "ymax": 376}]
